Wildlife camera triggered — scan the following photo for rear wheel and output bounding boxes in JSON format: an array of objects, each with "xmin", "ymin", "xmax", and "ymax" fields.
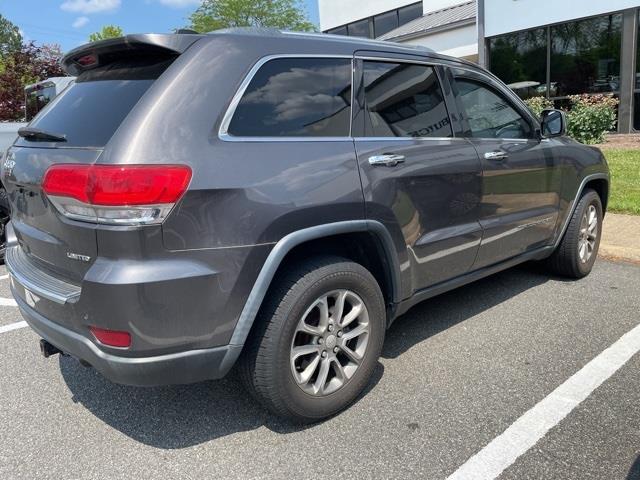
[
  {"xmin": 239, "ymin": 256, "xmax": 385, "ymax": 423},
  {"xmin": 546, "ymin": 188, "xmax": 602, "ymax": 278}
]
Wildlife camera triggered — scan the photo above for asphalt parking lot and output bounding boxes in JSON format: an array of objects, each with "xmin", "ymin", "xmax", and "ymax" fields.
[{"xmin": 1, "ymin": 259, "xmax": 639, "ymax": 480}]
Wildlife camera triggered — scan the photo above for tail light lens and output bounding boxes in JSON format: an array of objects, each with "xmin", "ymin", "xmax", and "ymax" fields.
[{"xmin": 42, "ymin": 164, "xmax": 191, "ymax": 225}]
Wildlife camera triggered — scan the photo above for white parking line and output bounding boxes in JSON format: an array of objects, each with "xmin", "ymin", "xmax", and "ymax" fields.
[
  {"xmin": 0, "ymin": 274, "xmax": 9, "ymax": 280},
  {"xmin": 447, "ymin": 322, "xmax": 640, "ymax": 480},
  {"xmin": 0, "ymin": 297, "xmax": 17, "ymax": 307},
  {"xmin": 0, "ymin": 321, "xmax": 27, "ymax": 334}
]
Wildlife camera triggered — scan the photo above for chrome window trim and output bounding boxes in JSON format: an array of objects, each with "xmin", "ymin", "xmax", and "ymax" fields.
[
  {"xmin": 355, "ymin": 55, "xmax": 437, "ymax": 65},
  {"xmin": 218, "ymin": 54, "xmax": 355, "ymax": 142},
  {"xmin": 353, "ymin": 137, "xmax": 467, "ymax": 142}
]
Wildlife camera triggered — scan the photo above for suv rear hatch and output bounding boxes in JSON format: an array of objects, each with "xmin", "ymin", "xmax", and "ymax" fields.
[{"xmin": 3, "ymin": 34, "xmax": 201, "ymax": 283}]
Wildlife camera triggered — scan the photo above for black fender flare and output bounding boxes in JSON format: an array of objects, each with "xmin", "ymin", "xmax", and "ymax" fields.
[{"xmin": 227, "ymin": 220, "xmax": 401, "ymax": 350}]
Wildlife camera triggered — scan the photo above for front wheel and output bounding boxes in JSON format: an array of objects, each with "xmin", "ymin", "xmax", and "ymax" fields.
[
  {"xmin": 239, "ymin": 256, "xmax": 386, "ymax": 423},
  {"xmin": 546, "ymin": 188, "xmax": 603, "ymax": 278}
]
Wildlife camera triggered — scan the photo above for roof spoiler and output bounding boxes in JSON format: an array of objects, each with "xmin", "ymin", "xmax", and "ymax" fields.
[{"xmin": 61, "ymin": 33, "xmax": 204, "ymax": 76}]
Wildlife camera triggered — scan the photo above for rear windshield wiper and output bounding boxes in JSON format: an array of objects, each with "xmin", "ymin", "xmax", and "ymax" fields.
[{"xmin": 18, "ymin": 127, "xmax": 67, "ymax": 142}]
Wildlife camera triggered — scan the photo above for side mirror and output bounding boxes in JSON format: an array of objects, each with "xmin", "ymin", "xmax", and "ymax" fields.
[{"xmin": 540, "ymin": 109, "xmax": 566, "ymax": 138}]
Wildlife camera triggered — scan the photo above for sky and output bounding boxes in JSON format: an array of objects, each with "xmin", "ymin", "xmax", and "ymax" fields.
[{"xmin": 0, "ymin": 0, "xmax": 320, "ymax": 53}]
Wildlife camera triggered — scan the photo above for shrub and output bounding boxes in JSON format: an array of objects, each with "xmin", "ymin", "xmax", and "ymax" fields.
[
  {"xmin": 565, "ymin": 94, "xmax": 618, "ymax": 145},
  {"xmin": 524, "ymin": 96, "xmax": 553, "ymax": 118},
  {"xmin": 523, "ymin": 94, "xmax": 618, "ymax": 145}
]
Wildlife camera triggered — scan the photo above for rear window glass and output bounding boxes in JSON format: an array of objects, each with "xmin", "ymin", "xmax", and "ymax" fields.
[
  {"xmin": 227, "ymin": 57, "xmax": 352, "ymax": 137},
  {"xmin": 20, "ymin": 57, "xmax": 174, "ymax": 148}
]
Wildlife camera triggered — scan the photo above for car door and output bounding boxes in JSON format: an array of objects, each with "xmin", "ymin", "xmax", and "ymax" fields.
[
  {"xmin": 353, "ymin": 55, "xmax": 483, "ymax": 298},
  {"xmin": 449, "ymin": 67, "xmax": 561, "ymax": 269}
]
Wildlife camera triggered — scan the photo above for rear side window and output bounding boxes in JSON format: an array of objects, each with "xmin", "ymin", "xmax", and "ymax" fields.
[
  {"xmin": 227, "ymin": 58, "xmax": 352, "ymax": 137},
  {"xmin": 21, "ymin": 57, "xmax": 174, "ymax": 148},
  {"xmin": 454, "ymin": 78, "xmax": 533, "ymax": 139},
  {"xmin": 362, "ymin": 61, "xmax": 452, "ymax": 138}
]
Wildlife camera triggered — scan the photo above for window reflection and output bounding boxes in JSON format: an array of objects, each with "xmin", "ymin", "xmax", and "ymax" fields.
[
  {"xmin": 363, "ymin": 61, "xmax": 452, "ymax": 138},
  {"xmin": 374, "ymin": 11, "xmax": 399, "ymax": 38},
  {"xmin": 228, "ymin": 58, "xmax": 352, "ymax": 137},
  {"xmin": 488, "ymin": 28, "xmax": 547, "ymax": 100},
  {"xmin": 488, "ymin": 13, "xmax": 622, "ymax": 101},
  {"xmin": 550, "ymin": 14, "xmax": 622, "ymax": 97}
]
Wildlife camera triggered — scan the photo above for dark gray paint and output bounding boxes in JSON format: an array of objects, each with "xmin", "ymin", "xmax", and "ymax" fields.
[{"xmin": 2, "ymin": 30, "xmax": 609, "ymax": 386}]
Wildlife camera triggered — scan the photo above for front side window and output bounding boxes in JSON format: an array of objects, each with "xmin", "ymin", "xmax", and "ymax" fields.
[
  {"xmin": 227, "ymin": 58, "xmax": 352, "ymax": 137},
  {"xmin": 455, "ymin": 78, "xmax": 532, "ymax": 139},
  {"xmin": 362, "ymin": 61, "xmax": 452, "ymax": 138}
]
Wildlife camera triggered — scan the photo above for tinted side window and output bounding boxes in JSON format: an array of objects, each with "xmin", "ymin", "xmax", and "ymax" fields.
[
  {"xmin": 228, "ymin": 58, "xmax": 352, "ymax": 137},
  {"xmin": 455, "ymin": 79, "xmax": 532, "ymax": 139},
  {"xmin": 363, "ymin": 61, "xmax": 452, "ymax": 138}
]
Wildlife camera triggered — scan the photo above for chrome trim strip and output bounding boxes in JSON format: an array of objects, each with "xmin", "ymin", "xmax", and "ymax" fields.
[
  {"xmin": 353, "ymin": 136, "xmax": 467, "ymax": 142},
  {"xmin": 355, "ymin": 55, "xmax": 436, "ymax": 65},
  {"xmin": 6, "ymin": 247, "xmax": 81, "ymax": 305},
  {"xmin": 219, "ymin": 135, "xmax": 354, "ymax": 143},
  {"xmin": 553, "ymin": 173, "xmax": 609, "ymax": 248},
  {"xmin": 218, "ymin": 54, "xmax": 354, "ymax": 143}
]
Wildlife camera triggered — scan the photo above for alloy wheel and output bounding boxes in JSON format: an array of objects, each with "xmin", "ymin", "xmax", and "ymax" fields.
[
  {"xmin": 578, "ymin": 204, "xmax": 598, "ymax": 263},
  {"xmin": 290, "ymin": 289, "xmax": 370, "ymax": 396}
]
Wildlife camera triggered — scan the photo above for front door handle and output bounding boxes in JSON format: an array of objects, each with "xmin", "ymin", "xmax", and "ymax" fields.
[
  {"xmin": 368, "ymin": 154, "xmax": 406, "ymax": 167},
  {"xmin": 484, "ymin": 151, "xmax": 508, "ymax": 161}
]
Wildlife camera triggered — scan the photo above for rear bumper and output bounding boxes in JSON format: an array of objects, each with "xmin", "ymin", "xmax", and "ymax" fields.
[{"xmin": 14, "ymin": 293, "xmax": 242, "ymax": 386}]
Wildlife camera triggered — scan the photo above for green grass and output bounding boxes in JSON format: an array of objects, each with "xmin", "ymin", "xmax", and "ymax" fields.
[{"xmin": 603, "ymin": 149, "xmax": 640, "ymax": 215}]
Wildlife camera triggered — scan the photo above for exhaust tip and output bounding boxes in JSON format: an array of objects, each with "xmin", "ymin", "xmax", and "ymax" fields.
[{"xmin": 39, "ymin": 339, "xmax": 63, "ymax": 358}]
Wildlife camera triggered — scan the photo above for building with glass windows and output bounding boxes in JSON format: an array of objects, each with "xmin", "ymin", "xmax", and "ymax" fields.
[
  {"xmin": 478, "ymin": 0, "xmax": 640, "ymax": 133},
  {"xmin": 319, "ymin": 0, "xmax": 640, "ymax": 133},
  {"xmin": 319, "ymin": 1, "xmax": 479, "ymax": 61}
]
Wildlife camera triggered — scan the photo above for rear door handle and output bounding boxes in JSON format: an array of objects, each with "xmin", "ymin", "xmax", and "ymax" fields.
[
  {"xmin": 368, "ymin": 154, "xmax": 405, "ymax": 167},
  {"xmin": 484, "ymin": 151, "xmax": 508, "ymax": 161}
]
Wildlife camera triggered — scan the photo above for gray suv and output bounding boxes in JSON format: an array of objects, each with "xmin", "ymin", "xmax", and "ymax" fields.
[{"xmin": 2, "ymin": 29, "xmax": 609, "ymax": 423}]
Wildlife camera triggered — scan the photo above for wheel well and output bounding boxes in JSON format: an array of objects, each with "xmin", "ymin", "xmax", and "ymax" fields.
[
  {"xmin": 272, "ymin": 232, "xmax": 395, "ymax": 306},
  {"xmin": 584, "ymin": 179, "xmax": 609, "ymax": 214}
]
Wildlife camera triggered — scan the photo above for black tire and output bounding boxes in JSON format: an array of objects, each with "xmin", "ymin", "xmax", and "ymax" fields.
[
  {"xmin": 238, "ymin": 256, "xmax": 386, "ymax": 423},
  {"xmin": 546, "ymin": 188, "xmax": 603, "ymax": 278}
]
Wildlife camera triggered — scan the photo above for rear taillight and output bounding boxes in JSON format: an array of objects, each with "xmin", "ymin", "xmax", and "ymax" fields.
[
  {"xmin": 90, "ymin": 326, "xmax": 131, "ymax": 348},
  {"xmin": 42, "ymin": 164, "xmax": 191, "ymax": 225}
]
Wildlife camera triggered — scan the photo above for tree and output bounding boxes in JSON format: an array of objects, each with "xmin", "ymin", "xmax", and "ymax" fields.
[
  {"xmin": 0, "ymin": 14, "xmax": 22, "ymax": 58},
  {"xmin": 188, "ymin": 0, "xmax": 315, "ymax": 33},
  {"xmin": 89, "ymin": 25, "xmax": 124, "ymax": 42},
  {"xmin": 0, "ymin": 42, "xmax": 65, "ymax": 121}
]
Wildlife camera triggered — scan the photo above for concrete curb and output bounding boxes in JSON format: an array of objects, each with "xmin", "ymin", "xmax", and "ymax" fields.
[{"xmin": 599, "ymin": 213, "xmax": 640, "ymax": 264}]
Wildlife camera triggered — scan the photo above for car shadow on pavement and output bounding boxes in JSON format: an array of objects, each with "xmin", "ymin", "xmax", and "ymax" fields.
[
  {"xmin": 628, "ymin": 454, "xmax": 640, "ymax": 480},
  {"xmin": 60, "ymin": 262, "xmax": 551, "ymax": 449},
  {"xmin": 382, "ymin": 263, "xmax": 552, "ymax": 359},
  {"xmin": 59, "ymin": 352, "xmax": 384, "ymax": 449}
]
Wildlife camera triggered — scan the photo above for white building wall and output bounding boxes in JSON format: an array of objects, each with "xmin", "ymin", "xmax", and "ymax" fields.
[
  {"xmin": 319, "ymin": 0, "xmax": 413, "ymax": 30},
  {"xmin": 484, "ymin": 0, "xmax": 640, "ymax": 37},
  {"xmin": 401, "ymin": 23, "xmax": 478, "ymax": 58}
]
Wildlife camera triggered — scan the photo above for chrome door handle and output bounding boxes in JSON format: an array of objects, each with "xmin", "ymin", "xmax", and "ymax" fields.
[
  {"xmin": 484, "ymin": 151, "xmax": 508, "ymax": 161},
  {"xmin": 368, "ymin": 154, "xmax": 405, "ymax": 167}
]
